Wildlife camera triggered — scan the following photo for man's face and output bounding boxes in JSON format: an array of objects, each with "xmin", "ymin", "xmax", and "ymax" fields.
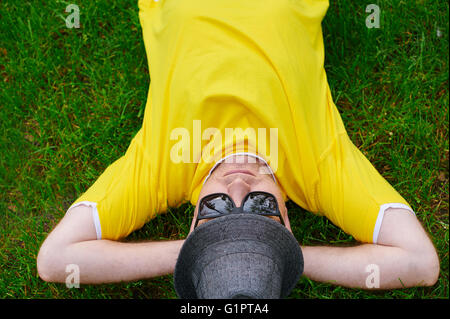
[{"xmin": 190, "ymin": 155, "xmax": 291, "ymax": 233}]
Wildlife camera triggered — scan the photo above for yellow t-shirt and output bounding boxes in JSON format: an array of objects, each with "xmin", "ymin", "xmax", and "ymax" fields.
[{"xmin": 72, "ymin": 0, "xmax": 413, "ymax": 243}]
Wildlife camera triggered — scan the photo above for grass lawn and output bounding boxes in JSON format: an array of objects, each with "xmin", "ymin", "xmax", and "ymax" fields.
[{"xmin": 0, "ymin": 0, "xmax": 448, "ymax": 299}]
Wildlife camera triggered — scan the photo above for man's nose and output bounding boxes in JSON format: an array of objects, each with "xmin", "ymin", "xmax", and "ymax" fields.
[{"xmin": 227, "ymin": 177, "xmax": 251, "ymax": 207}]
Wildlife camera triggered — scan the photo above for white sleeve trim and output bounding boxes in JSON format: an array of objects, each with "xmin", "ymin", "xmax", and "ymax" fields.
[
  {"xmin": 373, "ymin": 203, "xmax": 415, "ymax": 244},
  {"xmin": 68, "ymin": 201, "xmax": 102, "ymax": 240}
]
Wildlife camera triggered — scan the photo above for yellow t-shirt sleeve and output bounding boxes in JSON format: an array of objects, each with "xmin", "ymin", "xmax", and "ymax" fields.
[
  {"xmin": 71, "ymin": 130, "xmax": 158, "ymax": 240},
  {"xmin": 314, "ymin": 132, "xmax": 412, "ymax": 244}
]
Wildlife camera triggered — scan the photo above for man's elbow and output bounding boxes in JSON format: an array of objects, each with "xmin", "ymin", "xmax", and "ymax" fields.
[
  {"xmin": 423, "ymin": 251, "xmax": 440, "ymax": 286},
  {"xmin": 415, "ymin": 246, "xmax": 440, "ymax": 287},
  {"xmin": 36, "ymin": 242, "xmax": 61, "ymax": 283}
]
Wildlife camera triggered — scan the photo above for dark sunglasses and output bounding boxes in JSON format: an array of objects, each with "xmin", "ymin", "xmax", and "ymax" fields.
[{"xmin": 195, "ymin": 191, "xmax": 284, "ymax": 228}]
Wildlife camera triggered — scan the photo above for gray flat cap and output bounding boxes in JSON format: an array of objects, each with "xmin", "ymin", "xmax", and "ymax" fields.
[{"xmin": 174, "ymin": 213, "xmax": 303, "ymax": 299}]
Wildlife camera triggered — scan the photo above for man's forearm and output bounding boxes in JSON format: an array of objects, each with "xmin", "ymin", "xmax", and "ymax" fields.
[
  {"xmin": 40, "ymin": 239, "xmax": 184, "ymax": 284},
  {"xmin": 302, "ymin": 244, "xmax": 436, "ymax": 289}
]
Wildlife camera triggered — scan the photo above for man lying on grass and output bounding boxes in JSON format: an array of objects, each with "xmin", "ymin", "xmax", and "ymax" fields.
[{"xmin": 37, "ymin": 0, "xmax": 439, "ymax": 295}]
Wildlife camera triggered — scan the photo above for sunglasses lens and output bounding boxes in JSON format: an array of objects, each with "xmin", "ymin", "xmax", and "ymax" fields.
[
  {"xmin": 242, "ymin": 193, "xmax": 278, "ymax": 215},
  {"xmin": 199, "ymin": 194, "xmax": 234, "ymax": 217}
]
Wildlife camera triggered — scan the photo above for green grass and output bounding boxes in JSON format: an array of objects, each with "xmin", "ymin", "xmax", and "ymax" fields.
[{"xmin": 0, "ymin": 0, "xmax": 448, "ymax": 299}]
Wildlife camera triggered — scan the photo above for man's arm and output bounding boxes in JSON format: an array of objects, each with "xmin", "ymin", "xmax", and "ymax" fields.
[
  {"xmin": 301, "ymin": 208, "xmax": 440, "ymax": 289},
  {"xmin": 37, "ymin": 205, "xmax": 184, "ymax": 284}
]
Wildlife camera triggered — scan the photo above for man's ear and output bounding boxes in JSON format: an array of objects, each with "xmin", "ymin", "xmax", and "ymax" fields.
[
  {"xmin": 283, "ymin": 207, "xmax": 292, "ymax": 233},
  {"xmin": 188, "ymin": 206, "xmax": 198, "ymax": 235}
]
